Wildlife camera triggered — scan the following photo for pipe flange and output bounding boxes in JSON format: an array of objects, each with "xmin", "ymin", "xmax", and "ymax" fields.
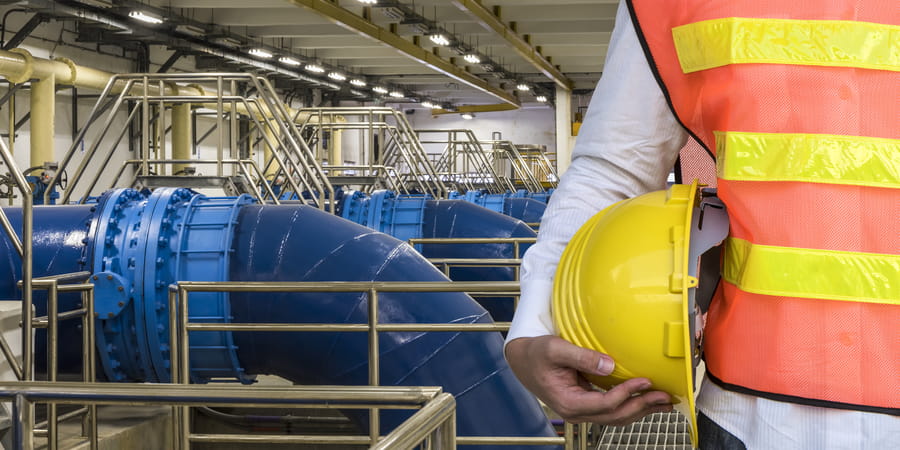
[
  {"xmin": 139, "ymin": 187, "xmax": 194, "ymax": 381},
  {"xmin": 52, "ymin": 57, "xmax": 77, "ymax": 86},
  {"xmin": 91, "ymin": 188, "xmax": 148, "ymax": 382},
  {"xmin": 6, "ymin": 48, "xmax": 34, "ymax": 84},
  {"xmin": 186, "ymin": 83, "xmax": 205, "ymax": 96}
]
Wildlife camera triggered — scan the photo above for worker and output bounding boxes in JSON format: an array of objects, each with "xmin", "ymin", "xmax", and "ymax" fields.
[{"xmin": 504, "ymin": 1, "xmax": 898, "ymax": 449}]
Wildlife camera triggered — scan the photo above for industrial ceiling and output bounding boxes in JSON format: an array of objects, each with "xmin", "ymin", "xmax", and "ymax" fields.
[{"xmin": 2, "ymin": 0, "xmax": 615, "ymax": 110}]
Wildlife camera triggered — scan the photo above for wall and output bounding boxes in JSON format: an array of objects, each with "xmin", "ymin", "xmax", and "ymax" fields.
[{"xmin": 402, "ymin": 104, "xmax": 556, "ymax": 155}]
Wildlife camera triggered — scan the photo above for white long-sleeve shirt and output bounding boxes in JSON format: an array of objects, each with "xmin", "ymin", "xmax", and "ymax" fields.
[{"xmin": 506, "ymin": 2, "xmax": 899, "ymax": 448}]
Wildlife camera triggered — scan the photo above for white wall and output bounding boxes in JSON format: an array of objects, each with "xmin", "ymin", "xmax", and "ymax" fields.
[{"xmin": 403, "ymin": 105, "xmax": 557, "ymax": 154}]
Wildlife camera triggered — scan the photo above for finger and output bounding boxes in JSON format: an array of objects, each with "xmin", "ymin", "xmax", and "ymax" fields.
[
  {"xmin": 575, "ymin": 389, "xmax": 673, "ymax": 425},
  {"xmin": 546, "ymin": 336, "xmax": 615, "ymax": 377},
  {"xmin": 556, "ymin": 377, "xmax": 671, "ymax": 419}
]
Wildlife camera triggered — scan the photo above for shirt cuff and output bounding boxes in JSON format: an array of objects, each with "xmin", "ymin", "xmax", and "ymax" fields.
[{"xmin": 505, "ymin": 278, "xmax": 556, "ymax": 346}]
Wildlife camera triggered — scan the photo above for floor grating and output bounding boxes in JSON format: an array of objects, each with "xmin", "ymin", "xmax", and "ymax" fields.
[{"xmin": 595, "ymin": 411, "xmax": 693, "ymax": 449}]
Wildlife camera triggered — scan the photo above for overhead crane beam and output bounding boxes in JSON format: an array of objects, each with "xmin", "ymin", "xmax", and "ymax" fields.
[
  {"xmin": 283, "ymin": 0, "xmax": 521, "ymax": 107},
  {"xmin": 450, "ymin": 0, "xmax": 574, "ymax": 91}
]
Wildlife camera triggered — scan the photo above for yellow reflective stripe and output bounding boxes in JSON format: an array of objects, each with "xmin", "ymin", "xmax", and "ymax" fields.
[
  {"xmin": 673, "ymin": 18, "xmax": 900, "ymax": 73},
  {"xmin": 723, "ymin": 238, "xmax": 900, "ymax": 305},
  {"xmin": 715, "ymin": 131, "xmax": 900, "ymax": 188}
]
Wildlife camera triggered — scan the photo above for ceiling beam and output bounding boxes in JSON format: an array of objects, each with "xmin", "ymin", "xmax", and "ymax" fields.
[
  {"xmin": 283, "ymin": 0, "xmax": 520, "ymax": 107},
  {"xmin": 431, "ymin": 103, "xmax": 519, "ymax": 115},
  {"xmin": 450, "ymin": 0, "xmax": 574, "ymax": 91}
]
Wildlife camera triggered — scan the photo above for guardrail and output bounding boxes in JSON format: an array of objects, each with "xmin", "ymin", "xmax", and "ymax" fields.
[
  {"xmin": 169, "ymin": 280, "xmax": 588, "ymax": 449},
  {"xmin": 0, "ymin": 382, "xmax": 456, "ymax": 450}
]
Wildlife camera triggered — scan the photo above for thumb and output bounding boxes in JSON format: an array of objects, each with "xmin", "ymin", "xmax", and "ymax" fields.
[{"xmin": 549, "ymin": 336, "xmax": 616, "ymax": 377}]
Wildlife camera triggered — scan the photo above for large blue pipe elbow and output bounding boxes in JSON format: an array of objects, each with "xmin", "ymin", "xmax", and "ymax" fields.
[
  {"xmin": 229, "ymin": 205, "xmax": 555, "ymax": 447},
  {"xmin": 504, "ymin": 197, "xmax": 546, "ymax": 224},
  {"xmin": 0, "ymin": 190, "xmax": 557, "ymax": 449},
  {"xmin": 422, "ymin": 200, "xmax": 535, "ymax": 322}
]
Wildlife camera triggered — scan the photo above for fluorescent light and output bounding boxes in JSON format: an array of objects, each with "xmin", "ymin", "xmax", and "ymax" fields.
[
  {"xmin": 248, "ymin": 48, "xmax": 273, "ymax": 59},
  {"xmin": 516, "ymin": 83, "xmax": 531, "ymax": 91},
  {"xmin": 461, "ymin": 112, "xmax": 474, "ymax": 120},
  {"xmin": 350, "ymin": 78, "xmax": 367, "ymax": 87},
  {"xmin": 536, "ymin": 95, "xmax": 548, "ymax": 102},
  {"xmin": 372, "ymin": 86, "xmax": 389, "ymax": 94},
  {"xmin": 464, "ymin": 53, "xmax": 481, "ymax": 64},
  {"xmin": 421, "ymin": 101, "xmax": 435, "ymax": 109},
  {"xmin": 278, "ymin": 56, "xmax": 302, "ymax": 66},
  {"xmin": 305, "ymin": 63, "xmax": 325, "ymax": 73},
  {"xmin": 429, "ymin": 33, "xmax": 450, "ymax": 46},
  {"xmin": 358, "ymin": 0, "xmax": 377, "ymax": 4},
  {"xmin": 328, "ymin": 72, "xmax": 347, "ymax": 81},
  {"xmin": 389, "ymin": 91, "xmax": 405, "ymax": 98},
  {"xmin": 128, "ymin": 10, "xmax": 163, "ymax": 24}
]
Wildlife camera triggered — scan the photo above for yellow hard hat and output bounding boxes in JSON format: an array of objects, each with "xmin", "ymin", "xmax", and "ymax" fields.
[{"xmin": 553, "ymin": 181, "xmax": 728, "ymax": 446}]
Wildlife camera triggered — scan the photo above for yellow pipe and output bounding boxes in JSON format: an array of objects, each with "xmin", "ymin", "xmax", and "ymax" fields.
[
  {"xmin": 29, "ymin": 73, "xmax": 55, "ymax": 168},
  {"xmin": 263, "ymin": 125, "xmax": 279, "ymax": 178},
  {"xmin": 171, "ymin": 104, "xmax": 192, "ymax": 175},
  {"xmin": 330, "ymin": 129, "xmax": 343, "ymax": 168}
]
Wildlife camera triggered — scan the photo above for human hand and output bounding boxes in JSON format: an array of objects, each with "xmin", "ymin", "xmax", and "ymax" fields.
[{"xmin": 505, "ymin": 335, "xmax": 673, "ymax": 425}]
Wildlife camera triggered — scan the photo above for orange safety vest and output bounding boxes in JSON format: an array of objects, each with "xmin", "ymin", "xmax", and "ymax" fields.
[{"xmin": 628, "ymin": 0, "xmax": 898, "ymax": 414}]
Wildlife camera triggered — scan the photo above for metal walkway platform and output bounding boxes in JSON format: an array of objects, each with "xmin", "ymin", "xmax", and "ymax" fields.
[{"xmin": 596, "ymin": 412, "xmax": 692, "ymax": 450}]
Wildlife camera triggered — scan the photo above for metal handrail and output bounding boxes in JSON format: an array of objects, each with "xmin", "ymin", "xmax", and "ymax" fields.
[
  {"xmin": 0, "ymin": 382, "xmax": 455, "ymax": 450},
  {"xmin": 416, "ymin": 129, "xmax": 516, "ymax": 194},
  {"xmin": 169, "ymin": 280, "xmax": 574, "ymax": 448},
  {"xmin": 296, "ymin": 107, "xmax": 449, "ymax": 198},
  {"xmin": 481, "ymin": 140, "xmax": 546, "ymax": 192},
  {"xmin": 23, "ymin": 272, "xmax": 97, "ymax": 450},
  {"xmin": 50, "ymin": 73, "xmax": 334, "ymax": 208}
]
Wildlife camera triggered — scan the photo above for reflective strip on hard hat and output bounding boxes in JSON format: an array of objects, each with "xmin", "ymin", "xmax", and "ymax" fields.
[
  {"xmin": 672, "ymin": 18, "xmax": 900, "ymax": 74},
  {"xmin": 723, "ymin": 237, "xmax": 900, "ymax": 305},
  {"xmin": 714, "ymin": 131, "xmax": 900, "ymax": 188}
]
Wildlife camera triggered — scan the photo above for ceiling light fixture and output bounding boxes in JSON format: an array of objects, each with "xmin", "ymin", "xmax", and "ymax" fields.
[
  {"xmin": 358, "ymin": 0, "xmax": 378, "ymax": 4},
  {"xmin": 248, "ymin": 48, "xmax": 273, "ymax": 59},
  {"xmin": 461, "ymin": 112, "xmax": 475, "ymax": 120},
  {"xmin": 389, "ymin": 90, "xmax": 405, "ymax": 98},
  {"xmin": 305, "ymin": 63, "xmax": 325, "ymax": 73},
  {"xmin": 429, "ymin": 33, "xmax": 450, "ymax": 46},
  {"xmin": 516, "ymin": 83, "xmax": 531, "ymax": 91},
  {"xmin": 350, "ymin": 78, "xmax": 367, "ymax": 87},
  {"xmin": 421, "ymin": 101, "xmax": 435, "ymax": 109},
  {"xmin": 328, "ymin": 72, "xmax": 347, "ymax": 81},
  {"xmin": 372, "ymin": 86, "xmax": 389, "ymax": 94},
  {"xmin": 128, "ymin": 10, "xmax": 164, "ymax": 24},
  {"xmin": 278, "ymin": 56, "xmax": 302, "ymax": 66},
  {"xmin": 536, "ymin": 95, "xmax": 548, "ymax": 103},
  {"xmin": 464, "ymin": 53, "xmax": 481, "ymax": 64}
]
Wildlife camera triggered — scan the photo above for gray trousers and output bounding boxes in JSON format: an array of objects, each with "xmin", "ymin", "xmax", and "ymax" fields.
[{"xmin": 698, "ymin": 412, "xmax": 747, "ymax": 450}]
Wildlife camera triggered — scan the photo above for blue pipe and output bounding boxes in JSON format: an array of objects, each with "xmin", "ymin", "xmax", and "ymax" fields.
[
  {"xmin": 422, "ymin": 200, "xmax": 535, "ymax": 322},
  {"xmin": 0, "ymin": 189, "xmax": 558, "ymax": 449},
  {"xmin": 448, "ymin": 190, "xmax": 548, "ymax": 223},
  {"xmin": 341, "ymin": 192, "xmax": 536, "ymax": 321}
]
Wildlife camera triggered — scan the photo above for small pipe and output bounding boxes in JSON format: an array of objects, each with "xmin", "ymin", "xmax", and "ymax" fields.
[
  {"xmin": 171, "ymin": 103, "xmax": 191, "ymax": 174},
  {"xmin": 30, "ymin": 73, "xmax": 54, "ymax": 168}
]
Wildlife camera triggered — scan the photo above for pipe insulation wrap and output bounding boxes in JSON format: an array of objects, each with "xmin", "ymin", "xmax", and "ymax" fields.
[{"xmin": 0, "ymin": 189, "xmax": 557, "ymax": 449}]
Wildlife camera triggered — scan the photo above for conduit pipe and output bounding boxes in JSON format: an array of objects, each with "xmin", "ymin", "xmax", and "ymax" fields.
[{"xmin": 0, "ymin": 188, "xmax": 558, "ymax": 450}]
